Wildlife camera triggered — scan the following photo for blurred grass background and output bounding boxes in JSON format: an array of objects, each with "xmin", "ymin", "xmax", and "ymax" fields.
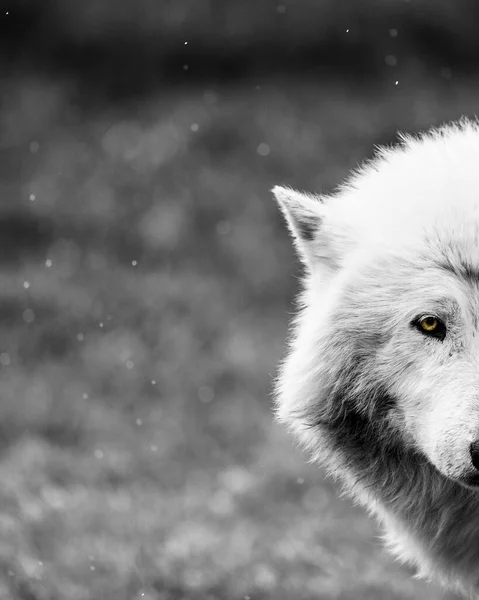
[{"xmin": 0, "ymin": 1, "xmax": 477, "ymax": 599}]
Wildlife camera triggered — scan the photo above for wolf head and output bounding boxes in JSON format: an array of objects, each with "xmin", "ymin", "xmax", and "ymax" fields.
[{"xmin": 273, "ymin": 120, "xmax": 479, "ymax": 491}]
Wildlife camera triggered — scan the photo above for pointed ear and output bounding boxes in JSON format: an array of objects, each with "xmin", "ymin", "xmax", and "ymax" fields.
[{"xmin": 273, "ymin": 185, "xmax": 326, "ymax": 267}]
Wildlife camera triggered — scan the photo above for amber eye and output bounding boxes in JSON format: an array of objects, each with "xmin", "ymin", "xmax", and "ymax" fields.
[
  {"xmin": 419, "ymin": 316, "xmax": 438, "ymax": 332},
  {"xmin": 414, "ymin": 315, "xmax": 446, "ymax": 341}
]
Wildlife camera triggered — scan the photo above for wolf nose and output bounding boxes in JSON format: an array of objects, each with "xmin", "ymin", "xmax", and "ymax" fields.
[{"xmin": 469, "ymin": 441, "xmax": 479, "ymax": 471}]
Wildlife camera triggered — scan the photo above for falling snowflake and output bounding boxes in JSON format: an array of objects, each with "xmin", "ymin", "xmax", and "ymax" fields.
[
  {"xmin": 198, "ymin": 386, "xmax": 215, "ymax": 403},
  {"xmin": 23, "ymin": 281, "xmax": 30, "ymax": 289},
  {"xmin": 22, "ymin": 309, "xmax": 35, "ymax": 323},
  {"xmin": 385, "ymin": 55, "xmax": 397, "ymax": 67},
  {"xmin": 257, "ymin": 143, "xmax": 270, "ymax": 156}
]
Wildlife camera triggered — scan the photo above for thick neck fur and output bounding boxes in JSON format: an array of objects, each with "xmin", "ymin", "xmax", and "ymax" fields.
[{"xmin": 318, "ymin": 400, "xmax": 479, "ymax": 597}]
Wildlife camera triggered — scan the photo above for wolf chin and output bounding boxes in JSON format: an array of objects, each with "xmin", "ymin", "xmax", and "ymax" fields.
[{"xmin": 273, "ymin": 119, "xmax": 479, "ymax": 598}]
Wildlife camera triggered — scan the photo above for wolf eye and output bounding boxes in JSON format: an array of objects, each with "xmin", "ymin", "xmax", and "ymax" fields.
[
  {"xmin": 420, "ymin": 316, "xmax": 438, "ymax": 332},
  {"xmin": 414, "ymin": 315, "xmax": 446, "ymax": 340}
]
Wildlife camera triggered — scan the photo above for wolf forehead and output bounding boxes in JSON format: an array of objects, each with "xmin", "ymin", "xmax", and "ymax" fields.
[{"xmin": 274, "ymin": 120, "xmax": 479, "ymax": 273}]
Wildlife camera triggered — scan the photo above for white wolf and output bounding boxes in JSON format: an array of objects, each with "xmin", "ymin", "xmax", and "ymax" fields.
[{"xmin": 273, "ymin": 119, "xmax": 479, "ymax": 598}]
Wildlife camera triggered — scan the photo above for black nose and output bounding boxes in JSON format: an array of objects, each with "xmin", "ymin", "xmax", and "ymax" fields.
[{"xmin": 470, "ymin": 441, "xmax": 479, "ymax": 471}]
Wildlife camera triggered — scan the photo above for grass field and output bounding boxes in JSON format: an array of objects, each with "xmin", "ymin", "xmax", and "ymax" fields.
[{"xmin": 0, "ymin": 70, "xmax": 473, "ymax": 599}]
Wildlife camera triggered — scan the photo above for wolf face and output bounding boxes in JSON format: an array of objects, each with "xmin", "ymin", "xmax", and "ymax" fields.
[
  {"xmin": 273, "ymin": 120, "xmax": 479, "ymax": 594},
  {"xmin": 274, "ymin": 187, "xmax": 479, "ymax": 486}
]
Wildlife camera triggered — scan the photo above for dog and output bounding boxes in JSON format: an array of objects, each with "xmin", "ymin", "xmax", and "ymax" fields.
[{"xmin": 273, "ymin": 119, "xmax": 479, "ymax": 598}]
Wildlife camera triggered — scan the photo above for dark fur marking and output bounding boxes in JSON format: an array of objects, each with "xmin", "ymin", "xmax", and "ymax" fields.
[
  {"xmin": 313, "ymin": 388, "xmax": 398, "ymax": 453},
  {"xmin": 305, "ymin": 358, "xmax": 479, "ymax": 571},
  {"xmin": 437, "ymin": 259, "xmax": 479, "ymax": 329},
  {"xmin": 438, "ymin": 259, "xmax": 479, "ymax": 285},
  {"xmin": 297, "ymin": 218, "xmax": 317, "ymax": 242}
]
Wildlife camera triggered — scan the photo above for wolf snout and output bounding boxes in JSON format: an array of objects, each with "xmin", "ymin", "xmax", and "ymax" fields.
[{"xmin": 469, "ymin": 440, "xmax": 479, "ymax": 471}]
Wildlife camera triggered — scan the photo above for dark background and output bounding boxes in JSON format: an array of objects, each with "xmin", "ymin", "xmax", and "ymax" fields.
[{"xmin": 0, "ymin": 1, "xmax": 475, "ymax": 599}]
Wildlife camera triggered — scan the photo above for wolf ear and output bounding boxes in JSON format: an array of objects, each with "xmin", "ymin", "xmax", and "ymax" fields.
[{"xmin": 273, "ymin": 186, "xmax": 327, "ymax": 268}]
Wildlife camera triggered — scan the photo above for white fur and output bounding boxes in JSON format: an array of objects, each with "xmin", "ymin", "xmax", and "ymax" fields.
[{"xmin": 273, "ymin": 119, "xmax": 479, "ymax": 598}]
